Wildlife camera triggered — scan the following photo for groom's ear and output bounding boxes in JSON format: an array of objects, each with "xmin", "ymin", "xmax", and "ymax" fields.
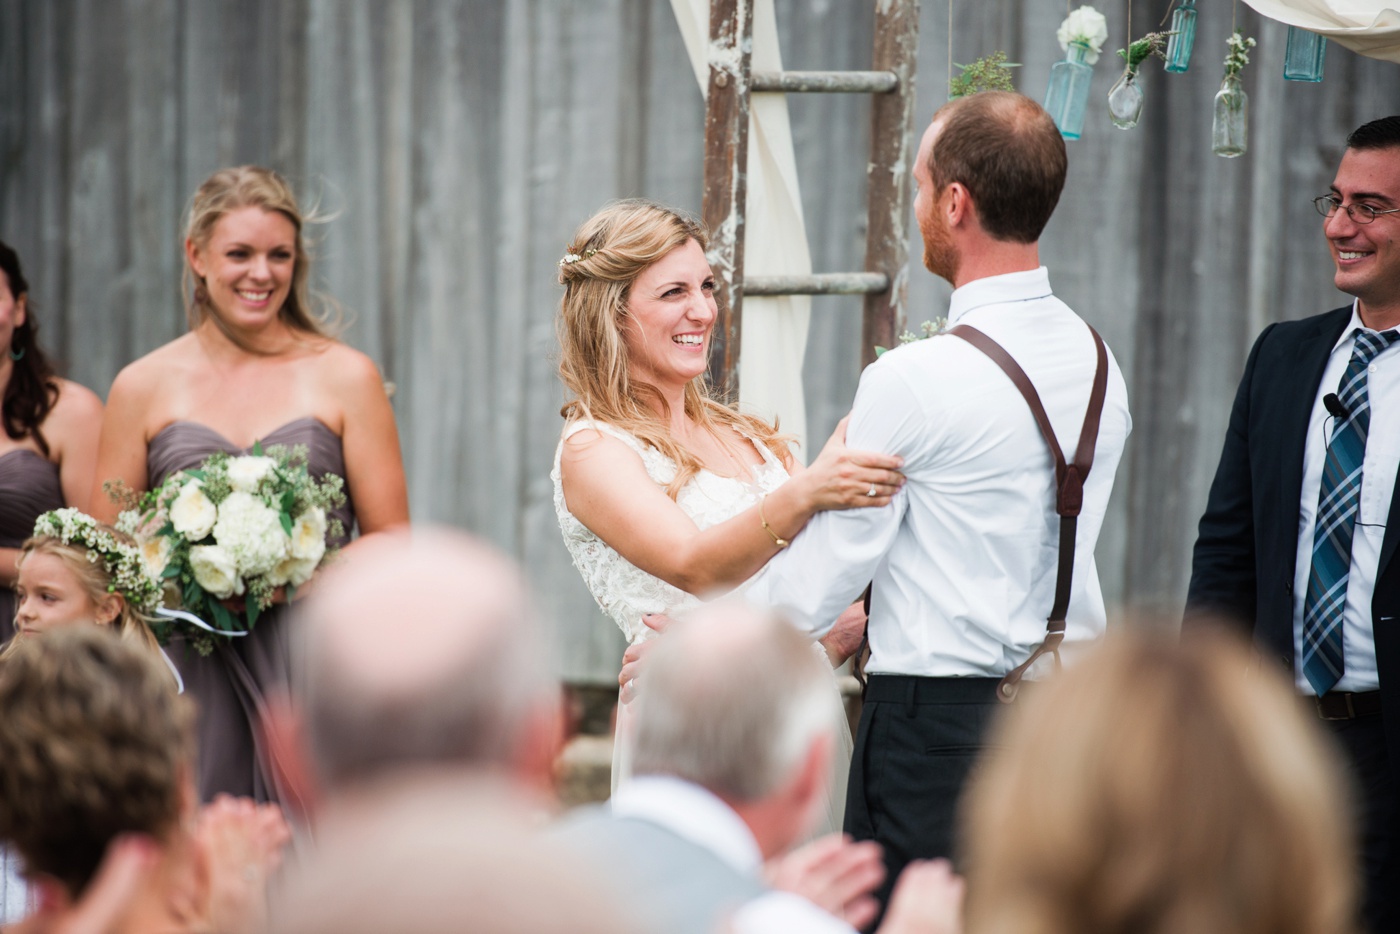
[{"xmin": 261, "ymin": 692, "xmax": 320, "ymax": 822}]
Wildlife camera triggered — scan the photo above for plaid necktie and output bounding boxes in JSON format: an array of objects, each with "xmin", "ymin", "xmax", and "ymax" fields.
[{"xmin": 1302, "ymin": 327, "xmax": 1399, "ymax": 695}]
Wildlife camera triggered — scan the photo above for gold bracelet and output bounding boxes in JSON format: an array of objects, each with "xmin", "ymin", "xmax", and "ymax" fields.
[{"xmin": 759, "ymin": 494, "xmax": 789, "ymax": 549}]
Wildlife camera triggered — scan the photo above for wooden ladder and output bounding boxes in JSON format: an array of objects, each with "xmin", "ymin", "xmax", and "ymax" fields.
[{"xmin": 701, "ymin": 0, "xmax": 921, "ymax": 399}]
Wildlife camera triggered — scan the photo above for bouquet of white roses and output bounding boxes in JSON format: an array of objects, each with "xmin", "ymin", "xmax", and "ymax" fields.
[{"xmin": 114, "ymin": 443, "xmax": 346, "ymax": 652}]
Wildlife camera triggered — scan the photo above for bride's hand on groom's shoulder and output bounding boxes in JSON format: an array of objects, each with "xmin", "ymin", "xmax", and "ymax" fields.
[
  {"xmin": 800, "ymin": 415, "xmax": 905, "ymax": 512},
  {"xmin": 618, "ymin": 612, "xmax": 674, "ymax": 704}
]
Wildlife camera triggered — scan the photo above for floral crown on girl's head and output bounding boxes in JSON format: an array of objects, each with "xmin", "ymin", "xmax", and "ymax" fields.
[{"xmin": 31, "ymin": 508, "xmax": 165, "ymax": 615}]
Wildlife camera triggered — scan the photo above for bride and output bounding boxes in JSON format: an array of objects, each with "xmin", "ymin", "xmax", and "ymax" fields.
[{"xmin": 551, "ymin": 199, "xmax": 903, "ymax": 825}]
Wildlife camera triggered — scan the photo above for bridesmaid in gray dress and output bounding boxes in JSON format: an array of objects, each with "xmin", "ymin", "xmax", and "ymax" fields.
[
  {"xmin": 0, "ymin": 241, "xmax": 103, "ymax": 647},
  {"xmin": 0, "ymin": 241, "xmax": 103, "ymax": 923},
  {"xmin": 90, "ymin": 167, "xmax": 408, "ymax": 804}
]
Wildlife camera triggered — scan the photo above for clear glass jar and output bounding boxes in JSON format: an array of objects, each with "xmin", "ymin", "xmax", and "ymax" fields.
[
  {"xmin": 1164, "ymin": 0, "xmax": 1197, "ymax": 73},
  {"xmin": 1212, "ymin": 74, "xmax": 1248, "ymax": 157},
  {"xmin": 1107, "ymin": 69, "xmax": 1143, "ymax": 129},
  {"xmin": 1044, "ymin": 41, "xmax": 1095, "ymax": 140},
  {"xmin": 1283, "ymin": 27, "xmax": 1326, "ymax": 82}
]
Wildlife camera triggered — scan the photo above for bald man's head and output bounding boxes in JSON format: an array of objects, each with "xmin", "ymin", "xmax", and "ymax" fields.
[
  {"xmin": 295, "ymin": 528, "xmax": 556, "ymax": 791},
  {"xmin": 630, "ymin": 601, "xmax": 837, "ymax": 802}
]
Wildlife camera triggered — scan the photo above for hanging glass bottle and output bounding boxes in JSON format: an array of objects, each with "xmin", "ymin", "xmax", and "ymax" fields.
[
  {"xmin": 1163, "ymin": 0, "xmax": 1197, "ymax": 73},
  {"xmin": 1212, "ymin": 75, "xmax": 1248, "ymax": 157},
  {"xmin": 1283, "ymin": 27, "xmax": 1326, "ymax": 82},
  {"xmin": 1045, "ymin": 41, "xmax": 1095, "ymax": 140},
  {"xmin": 1107, "ymin": 69, "xmax": 1144, "ymax": 129}
]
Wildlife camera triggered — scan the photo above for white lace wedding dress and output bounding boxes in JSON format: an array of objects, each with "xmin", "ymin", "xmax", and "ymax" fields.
[{"xmin": 552, "ymin": 420, "xmax": 853, "ymax": 833}]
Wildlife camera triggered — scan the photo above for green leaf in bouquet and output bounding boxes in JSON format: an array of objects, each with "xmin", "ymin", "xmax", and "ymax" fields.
[
  {"xmin": 210, "ymin": 599, "xmax": 234, "ymax": 633},
  {"xmin": 279, "ymin": 511, "xmax": 293, "ymax": 537},
  {"xmin": 245, "ymin": 590, "xmax": 261, "ymax": 630},
  {"xmin": 161, "ymin": 563, "xmax": 181, "ymax": 579},
  {"xmin": 159, "ymin": 521, "xmax": 175, "ymax": 537},
  {"xmin": 285, "ymin": 583, "xmax": 297, "ymax": 604},
  {"xmin": 183, "ymin": 468, "xmax": 207, "ymax": 482},
  {"xmin": 252, "ymin": 439, "xmax": 265, "ymax": 456}
]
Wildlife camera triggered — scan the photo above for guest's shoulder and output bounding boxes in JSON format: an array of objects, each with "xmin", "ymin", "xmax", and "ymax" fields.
[{"xmin": 1266, "ymin": 305, "xmax": 1353, "ymax": 341}]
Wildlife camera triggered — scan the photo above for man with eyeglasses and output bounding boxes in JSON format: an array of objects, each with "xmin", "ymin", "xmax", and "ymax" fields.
[{"xmin": 1188, "ymin": 115, "xmax": 1400, "ymax": 934}]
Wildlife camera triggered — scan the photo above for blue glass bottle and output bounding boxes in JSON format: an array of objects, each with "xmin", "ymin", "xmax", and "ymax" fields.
[
  {"xmin": 1283, "ymin": 27, "xmax": 1326, "ymax": 82},
  {"xmin": 1045, "ymin": 41, "xmax": 1094, "ymax": 140},
  {"xmin": 1163, "ymin": 0, "xmax": 1197, "ymax": 73}
]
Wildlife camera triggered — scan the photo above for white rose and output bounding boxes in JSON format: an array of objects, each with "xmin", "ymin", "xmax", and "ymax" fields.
[
  {"xmin": 140, "ymin": 535, "xmax": 173, "ymax": 577},
  {"xmin": 1058, "ymin": 5, "xmax": 1109, "ymax": 63},
  {"xmin": 170, "ymin": 481, "xmax": 217, "ymax": 540},
  {"xmin": 268, "ymin": 553, "xmax": 319, "ymax": 588},
  {"xmin": 211, "ymin": 491, "xmax": 288, "ymax": 577},
  {"xmin": 190, "ymin": 544, "xmax": 240, "ymax": 599},
  {"xmin": 288, "ymin": 507, "xmax": 328, "ymax": 563},
  {"xmin": 227, "ymin": 455, "xmax": 277, "ymax": 493}
]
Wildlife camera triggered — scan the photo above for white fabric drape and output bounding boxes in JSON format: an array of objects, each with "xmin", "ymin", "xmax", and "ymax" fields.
[
  {"xmin": 670, "ymin": 0, "xmax": 812, "ymax": 457},
  {"xmin": 1242, "ymin": 1, "xmax": 1400, "ymax": 64}
]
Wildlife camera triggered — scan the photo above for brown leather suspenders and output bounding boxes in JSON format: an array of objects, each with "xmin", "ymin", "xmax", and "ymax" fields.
[{"xmin": 948, "ymin": 324, "xmax": 1110, "ymax": 702}]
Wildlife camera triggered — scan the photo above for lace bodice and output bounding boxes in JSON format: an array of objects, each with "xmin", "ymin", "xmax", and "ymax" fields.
[{"xmin": 552, "ymin": 421, "xmax": 790, "ymax": 643}]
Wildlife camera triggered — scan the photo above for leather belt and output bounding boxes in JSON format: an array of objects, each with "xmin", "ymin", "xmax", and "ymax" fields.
[{"xmin": 1313, "ymin": 690, "xmax": 1382, "ymax": 720}]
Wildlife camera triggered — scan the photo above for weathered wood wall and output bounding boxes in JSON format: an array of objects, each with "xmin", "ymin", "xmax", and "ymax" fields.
[{"xmin": 1, "ymin": 0, "xmax": 1397, "ymax": 683}]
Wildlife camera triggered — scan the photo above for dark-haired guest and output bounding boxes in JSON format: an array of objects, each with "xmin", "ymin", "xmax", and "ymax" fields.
[
  {"xmin": 0, "ymin": 241, "xmax": 103, "ymax": 648},
  {"xmin": 1189, "ymin": 115, "xmax": 1400, "ymax": 933}
]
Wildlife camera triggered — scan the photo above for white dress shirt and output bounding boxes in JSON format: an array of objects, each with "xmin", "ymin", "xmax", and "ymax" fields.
[
  {"xmin": 1292, "ymin": 303, "xmax": 1400, "ymax": 694},
  {"xmin": 610, "ymin": 776, "xmax": 853, "ymax": 934},
  {"xmin": 747, "ymin": 268, "xmax": 1132, "ymax": 677}
]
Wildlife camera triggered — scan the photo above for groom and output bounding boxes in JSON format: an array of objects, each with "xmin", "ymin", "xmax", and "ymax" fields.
[{"xmin": 746, "ymin": 91, "xmax": 1132, "ymax": 910}]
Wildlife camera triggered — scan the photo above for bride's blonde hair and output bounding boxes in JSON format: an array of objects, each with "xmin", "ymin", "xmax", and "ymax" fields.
[{"xmin": 556, "ymin": 199, "xmax": 790, "ymax": 498}]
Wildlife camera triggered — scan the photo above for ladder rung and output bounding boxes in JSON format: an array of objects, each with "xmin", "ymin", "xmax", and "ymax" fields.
[
  {"xmin": 750, "ymin": 70, "xmax": 898, "ymax": 93},
  {"xmin": 745, "ymin": 273, "xmax": 890, "ymax": 296}
]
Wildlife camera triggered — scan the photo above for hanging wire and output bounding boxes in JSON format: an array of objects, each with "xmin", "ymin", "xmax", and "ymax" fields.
[
  {"xmin": 1159, "ymin": 0, "xmax": 1175, "ymax": 28},
  {"xmin": 948, "ymin": 0, "xmax": 953, "ymax": 93}
]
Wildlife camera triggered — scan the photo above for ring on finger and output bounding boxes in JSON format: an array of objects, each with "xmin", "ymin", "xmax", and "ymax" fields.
[{"xmin": 866, "ymin": 482, "xmax": 878, "ymax": 498}]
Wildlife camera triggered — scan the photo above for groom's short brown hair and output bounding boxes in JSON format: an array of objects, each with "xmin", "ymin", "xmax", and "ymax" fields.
[{"xmin": 930, "ymin": 91, "xmax": 1068, "ymax": 244}]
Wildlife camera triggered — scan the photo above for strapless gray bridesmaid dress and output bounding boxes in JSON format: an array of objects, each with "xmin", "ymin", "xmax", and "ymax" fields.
[
  {"xmin": 0, "ymin": 450, "xmax": 65, "ymax": 646},
  {"xmin": 147, "ymin": 417, "xmax": 355, "ymax": 804}
]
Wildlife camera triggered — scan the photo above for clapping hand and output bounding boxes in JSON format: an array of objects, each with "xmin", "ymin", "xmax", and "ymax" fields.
[
  {"xmin": 194, "ymin": 795, "xmax": 292, "ymax": 934},
  {"xmin": 10, "ymin": 835, "xmax": 158, "ymax": 934},
  {"xmin": 766, "ymin": 833, "xmax": 886, "ymax": 931},
  {"xmin": 878, "ymin": 859, "xmax": 965, "ymax": 934}
]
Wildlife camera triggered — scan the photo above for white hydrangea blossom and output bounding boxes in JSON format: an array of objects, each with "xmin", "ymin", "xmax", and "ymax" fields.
[
  {"xmin": 1058, "ymin": 5, "xmax": 1109, "ymax": 64},
  {"xmin": 211, "ymin": 492, "xmax": 288, "ymax": 577}
]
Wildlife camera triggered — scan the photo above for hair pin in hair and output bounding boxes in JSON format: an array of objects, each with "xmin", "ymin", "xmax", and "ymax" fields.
[{"xmin": 558, "ymin": 248, "xmax": 598, "ymax": 267}]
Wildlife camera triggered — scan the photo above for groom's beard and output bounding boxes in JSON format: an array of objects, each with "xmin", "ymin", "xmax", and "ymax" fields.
[{"xmin": 919, "ymin": 213, "xmax": 960, "ymax": 286}]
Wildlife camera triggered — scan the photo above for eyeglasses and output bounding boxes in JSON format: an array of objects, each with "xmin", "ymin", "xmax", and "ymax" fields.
[{"xmin": 1314, "ymin": 195, "xmax": 1400, "ymax": 225}]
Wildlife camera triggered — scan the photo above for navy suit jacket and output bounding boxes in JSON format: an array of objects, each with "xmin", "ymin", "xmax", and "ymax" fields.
[{"xmin": 1187, "ymin": 305, "xmax": 1400, "ymax": 769}]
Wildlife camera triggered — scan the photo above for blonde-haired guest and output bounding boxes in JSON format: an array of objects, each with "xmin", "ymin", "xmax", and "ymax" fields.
[
  {"xmin": 954, "ymin": 625, "xmax": 1359, "ymax": 934},
  {"xmin": 551, "ymin": 198, "xmax": 904, "ymax": 817},
  {"xmin": 90, "ymin": 165, "xmax": 409, "ymax": 803}
]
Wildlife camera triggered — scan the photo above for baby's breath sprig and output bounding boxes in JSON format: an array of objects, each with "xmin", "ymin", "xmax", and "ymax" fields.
[{"xmin": 1223, "ymin": 30, "xmax": 1257, "ymax": 79}]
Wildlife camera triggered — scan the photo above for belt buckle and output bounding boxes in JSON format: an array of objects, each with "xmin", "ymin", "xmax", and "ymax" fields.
[{"xmin": 1315, "ymin": 693, "xmax": 1355, "ymax": 720}]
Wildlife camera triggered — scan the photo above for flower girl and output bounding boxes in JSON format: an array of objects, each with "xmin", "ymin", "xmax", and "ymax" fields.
[{"xmin": 1, "ymin": 508, "xmax": 170, "ymax": 682}]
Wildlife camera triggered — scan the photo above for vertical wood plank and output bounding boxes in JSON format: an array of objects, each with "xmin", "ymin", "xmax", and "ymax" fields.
[
  {"xmin": 701, "ymin": 0, "xmax": 753, "ymax": 400},
  {"xmin": 862, "ymin": 0, "xmax": 919, "ymax": 366}
]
